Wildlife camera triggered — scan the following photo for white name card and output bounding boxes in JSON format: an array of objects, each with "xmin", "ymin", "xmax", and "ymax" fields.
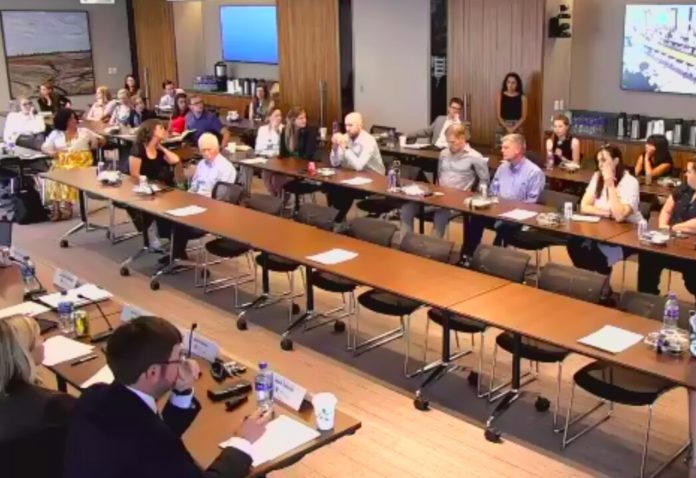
[
  {"xmin": 181, "ymin": 331, "xmax": 220, "ymax": 362},
  {"xmin": 273, "ymin": 372, "xmax": 307, "ymax": 411},
  {"xmin": 53, "ymin": 268, "xmax": 79, "ymax": 291},
  {"xmin": 120, "ymin": 304, "xmax": 153, "ymax": 323}
]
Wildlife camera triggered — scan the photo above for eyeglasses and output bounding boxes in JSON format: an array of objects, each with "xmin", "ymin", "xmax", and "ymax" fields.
[{"xmin": 156, "ymin": 350, "xmax": 187, "ymax": 366}]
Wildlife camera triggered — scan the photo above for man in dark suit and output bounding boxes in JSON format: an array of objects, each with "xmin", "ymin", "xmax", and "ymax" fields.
[{"xmin": 63, "ymin": 316, "xmax": 271, "ymax": 478}]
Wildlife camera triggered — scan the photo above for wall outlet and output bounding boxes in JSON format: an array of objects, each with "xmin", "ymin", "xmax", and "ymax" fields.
[{"xmin": 107, "ymin": 67, "xmax": 117, "ymax": 75}]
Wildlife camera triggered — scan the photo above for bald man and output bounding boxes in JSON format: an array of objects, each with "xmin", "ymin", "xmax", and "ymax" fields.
[
  {"xmin": 189, "ymin": 133, "xmax": 237, "ymax": 197},
  {"xmin": 326, "ymin": 112, "xmax": 385, "ymax": 222}
]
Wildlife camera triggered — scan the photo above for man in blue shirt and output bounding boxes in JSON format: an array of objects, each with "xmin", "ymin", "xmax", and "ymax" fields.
[
  {"xmin": 185, "ymin": 95, "xmax": 230, "ymax": 148},
  {"xmin": 463, "ymin": 133, "xmax": 545, "ymax": 257}
]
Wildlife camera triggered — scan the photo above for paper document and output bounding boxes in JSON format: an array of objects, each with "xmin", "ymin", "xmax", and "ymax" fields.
[
  {"xmin": 81, "ymin": 365, "xmax": 114, "ymax": 389},
  {"xmin": 578, "ymin": 325, "xmax": 644, "ymax": 354},
  {"xmin": 220, "ymin": 415, "xmax": 320, "ymax": 467},
  {"xmin": 240, "ymin": 158, "xmax": 268, "ymax": 165},
  {"xmin": 39, "ymin": 284, "xmax": 113, "ymax": 309},
  {"xmin": 307, "ymin": 248, "xmax": 358, "ymax": 265},
  {"xmin": 498, "ymin": 209, "xmax": 538, "ymax": 221},
  {"xmin": 403, "ymin": 143, "xmax": 431, "ymax": 150},
  {"xmin": 340, "ymin": 177, "xmax": 373, "ymax": 186},
  {"xmin": 0, "ymin": 301, "xmax": 50, "ymax": 319},
  {"xmin": 166, "ymin": 205, "xmax": 207, "ymax": 217},
  {"xmin": 571, "ymin": 214, "xmax": 601, "ymax": 223},
  {"xmin": 42, "ymin": 336, "xmax": 95, "ymax": 366}
]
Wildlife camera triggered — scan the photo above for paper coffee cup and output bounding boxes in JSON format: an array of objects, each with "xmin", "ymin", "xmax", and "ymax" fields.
[
  {"xmin": 399, "ymin": 135, "xmax": 407, "ymax": 147},
  {"xmin": 319, "ymin": 127, "xmax": 327, "ymax": 141},
  {"xmin": 312, "ymin": 392, "xmax": 337, "ymax": 431},
  {"xmin": 228, "ymin": 142, "xmax": 237, "ymax": 153}
]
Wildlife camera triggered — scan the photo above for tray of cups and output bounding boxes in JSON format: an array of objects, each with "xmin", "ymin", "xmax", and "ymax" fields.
[{"xmin": 644, "ymin": 328, "xmax": 689, "ymax": 355}]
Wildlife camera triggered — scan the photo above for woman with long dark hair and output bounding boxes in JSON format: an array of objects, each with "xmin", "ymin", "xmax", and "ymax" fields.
[
  {"xmin": 634, "ymin": 134, "xmax": 673, "ymax": 179},
  {"xmin": 169, "ymin": 93, "xmax": 188, "ymax": 134},
  {"xmin": 495, "ymin": 72, "xmax": 527, "ymax": 146},
  {"xmin": 124, "ymin": 73, "xmax": 141, "ymax": 98}
]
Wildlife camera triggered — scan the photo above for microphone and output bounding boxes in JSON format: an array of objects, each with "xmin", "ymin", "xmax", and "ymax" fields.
[
  {"xmin": 12, "ymin": 255, "xmax": 46, "ymax": 301},
  {"xmin": 76, "ymin": 293, "xmax": 114, "ymax": 343},
  {"xmin": 187, "ymin": 322, "xmax": 198, "ymax": 358}
]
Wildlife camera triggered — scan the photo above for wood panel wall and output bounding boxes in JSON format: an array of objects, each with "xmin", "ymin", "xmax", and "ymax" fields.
[
  {"xmin": 448, "ymin": 0, "xmax": 545, "ymax": 151},
  {"xmin": 131, "ymin": 0, "xmax": 178, "ymax": 106},
  {"xmin": 277, "ymin": 0, "xmax": 342, "ymax": 128}
]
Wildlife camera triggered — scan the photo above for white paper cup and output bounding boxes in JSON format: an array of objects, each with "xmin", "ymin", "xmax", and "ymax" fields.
[
  {"xmin": 228, "ymin": 142, "xmax": 237, "ymax": 153},
  {"xmin": 399, "ymin": 135, "xmax": 407, "ymax": 147},
  {"xmin": 312, "ymin": 392, "xmax": 337, "ymax": 431},
  {"xmin": 319, "ymin": 127, "xmax": 328, "ymax": 141}
]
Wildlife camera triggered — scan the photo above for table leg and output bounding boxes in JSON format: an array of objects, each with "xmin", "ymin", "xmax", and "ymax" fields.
[
  {"xmin": 484, "ymin": 333, "xmax": 523, "ymax": 442},
  {"xmin": 418, "ymin": 203, "xmax": 425, "ymax": 234},
  {"xmin": 280, "ymin": 266, "xmax": 315, "ymax": 350},
  {"xmin": 413, "ymin": 311, "xmax": 455, "ymax": 410}
]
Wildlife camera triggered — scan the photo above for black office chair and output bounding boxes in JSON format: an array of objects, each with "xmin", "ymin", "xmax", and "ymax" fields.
[
  {"xmin": 355, "ymin": 232, "xmax": 455, "ymax": 377},
  {"xmin": 562, "ymin": 291, "xmax": 693, "ymax": 478},
  {"xmin": 489, "ymin": 263, "xmax": 608, "ymax": 430},
  {"xmin": 415, "ymin": 245, "xmax": 531, "ymax": 409}
]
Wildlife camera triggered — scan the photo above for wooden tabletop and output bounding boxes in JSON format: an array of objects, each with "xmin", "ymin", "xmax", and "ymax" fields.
[{"xmin": 608, "ymin": 228, "xmax": 696, "ymax": 261}]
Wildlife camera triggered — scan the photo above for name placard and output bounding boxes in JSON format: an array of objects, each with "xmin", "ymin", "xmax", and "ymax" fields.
[
  {"xmin": 273, "ymin": 372, "xmax": 307, "ymax": 411},
  {"xmin": 120, "ymin": 304, "xmax": 153, "ymax": 323},
  {"xmin": 53, "ymin": 268, "xmax": 79, "ymax": 291}
]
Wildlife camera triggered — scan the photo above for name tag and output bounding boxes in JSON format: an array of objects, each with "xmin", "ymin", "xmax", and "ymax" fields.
[
  {"xmin": 53, "ymin": 268, "xmax": 79, "ymax": 290},
  {"xmin": 181, "ymin": 331, "xmax": 219, "ymax": 362},
  {"xmin": 120, "ymin": 304, "xmax": 153, "ymax": 323},
  {"xmin": 273, "ymin": 372, "xmax": 307, "ymax": 411}
]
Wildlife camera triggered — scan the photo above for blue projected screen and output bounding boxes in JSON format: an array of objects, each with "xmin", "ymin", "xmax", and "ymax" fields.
[{"xmin": 220, "ymin": 6, "xmax": 278, "ymax": 64}]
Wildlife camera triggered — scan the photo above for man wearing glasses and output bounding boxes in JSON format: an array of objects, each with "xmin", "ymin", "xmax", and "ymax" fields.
[
  {"xmin": 185, "ymin": 95, "xmax": 231, "ymax": 148},
  {"xmin": 407, "ymin": 97, "xmax": 464, "ymax": 148},
  {"xmin": 64, "ymin": 316, "xmax": 271, "ymax": 478},
  {"xmin": 3, "ymin": 97, "xmax": 45, "ymax": 143}
]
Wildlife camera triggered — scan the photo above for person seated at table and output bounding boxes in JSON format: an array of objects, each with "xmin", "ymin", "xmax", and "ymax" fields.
[
  {"xmin": 185, "ymin": 95, "xmax": 230, "ymax": 147},
  {"xmin": 42, "ymin": 109, "xmax": 105, "ymax": 221},
  {"xmin": 248, "ymin": 81, "xmax": 274, "ymax": 121},
  {"xmin": 495, "ymin": 72, "xmax": 527, "ymax": 147},
  {"xmin": 463, "ymin": 134, "xmax": 545, "ymax": 257},
  {"xmin": 566, "ymin": 145, "xmax": 642, "ymax": 278},
  {"xmin": 327, "ymin": 112, "xmax": 385, "ymax": 223},
  {"xmin": 63, "ymin": 315, "xmax": 271, "ymax": 478},
  {"xmin": 546, "ymin": 114, "xmax": 580, "ymax": 166},
  {"xmin": 189, "ymin": 133, "xmax": 237, "ymax": 197},
  {"xmin": 109, "ymin": 89, "xmax": 133, "ymax": 127},
  {"xmin": 638, "ymin": 160, "xmax": 696, "ymax": 298},
  {"xmin": 254, "ymin": 108, "xmax": 283, "ymax": 158},
  {"xmin": 128, "ymin": 96, "xmax": 156, "ymax": 128},
  {"xmin": 158, "ymin": 80, "xmax": 176, "ymax": 110},
  {"xmin": 634, "ymin": 134, "xmax": 673, "ymax": 180},
  {"xmin": 3, "ymin": 97, "xmax": 45, "ymax": 143},
  {"xmin": 402, "ymin": 124, "xmax": 489, "ymax": 238},
  {"xmin": 124, "ymin": 73, "xmax": 142, "ymax": 98},
  {"xmin": 169, "ymin": 93, "xmax": 188, "ymax": 135},
  {"xmin": 37, "ymin": 82, "xmax": 70, "ymax": 114},
  {"xmin": 407, "ymin": 97, "xmax": 463, "ymax": 148},
  {"xmin": 85, "ymin": 86, "xmax": 117, "ymax": 123},
  {"xmin": 0, "ymin": 316, "xmax": 76, "ymax": 477}
]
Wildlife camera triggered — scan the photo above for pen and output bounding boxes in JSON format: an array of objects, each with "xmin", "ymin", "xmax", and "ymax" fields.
[{"xmin": 71, "ymin": 354, "xmax": 98, "ymax": 366}]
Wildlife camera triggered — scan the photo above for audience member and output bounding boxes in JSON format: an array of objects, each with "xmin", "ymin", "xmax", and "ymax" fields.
[
  {"xmin": 3, "ymin": 97, "xmax": 45, "ymax": 143},
  {"xmin": 37, "ymin": 82, "xmax": 70, "ymax": 114},
  {"xmin": 185, "ymin": 95, "xmax": 229, "ymax": 147},
  {"xmin": 128, "ymin": 96, "xmax": 156, "ymax": 128},
  {"xmin": 124, "ymin": 74, "xmax": 141, "ymax": 98},
  {"xmin": 85, "ymin": 86, "xmax": 117, "ymax": 123},
  {"xmin": 109, "ymin": 89, "xmax": 132, "ymax": 126},
  {"xmin": 189, "ymin": 133, "xmax": 237, "ymax": 197},
  {"xmin": 254, "ymin": 108, "xmax": 283, "ymax": 158},
  {"xmin": 158, "ymin": 80, "xmax": 177, "ymax": 110},
  {"xmin": 634, "ymin": 134, "xmax": 673, "ymax": 179},
  {"xmin": 546, "ymin": 114, "xmax": 580, "ymax": 165},
  {"xmin": 169, "ymin": 93, "xmax": 189, "ymax": 134},
  {"xmin": 495, "ymin": 72, "xmax": 527, "ymax": 146},
  {"xmin": 249, "ymin": 82, "xmax": 274, "ymax": 121},
  {"xmin": 407, "ymin": 97, "xmax": 463, "ymax": 148}
]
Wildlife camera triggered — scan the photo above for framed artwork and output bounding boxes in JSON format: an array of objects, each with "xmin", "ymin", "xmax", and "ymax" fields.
[{"xmin": 0, "ymin": 10, "xmax": 95, "ymax": 99}]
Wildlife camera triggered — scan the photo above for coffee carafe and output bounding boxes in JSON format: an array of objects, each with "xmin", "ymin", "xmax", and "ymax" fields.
[
  {"xmin": 688, "ymin": 122, "xmax": 696, "ymax": 147},
  {"xmin": 617, "ymin": 112, "xmax": 627, "ymax": 138},
  {"xmin": 673, "ymin": 119, "xmax": 684, "ymax": 145},
  {"xmin": 630, "ymin": 115, "xmax": 641, "ymax": 140}
]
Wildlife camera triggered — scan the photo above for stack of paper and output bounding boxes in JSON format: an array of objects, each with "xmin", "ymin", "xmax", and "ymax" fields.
[
  {"xmin": 578, "ymin": 325, "xmax": 644, "ymax": 354},
  {"xmin": 571, "ymin": 214, "xmax": 601, "ymax": 223},
  {"xmin": 498, "ymin": 209, "xmax": 538, "ymax": 221},
  {"xmin": 240, "ymin": 158, "xmax": 268, "ymax": 165},
  {"xmin": 166, "ymin": 205, "xmax": 207, "ymax": 217},
  {"xmin": 220, "ymin": 415, "xmax": 320, "ymax": 466},
  {"xmin": 340, "ymin": 177, "xmax": 373, "ymax": 186},
  {"xmin": 42, "ymin": 336, "xmax": 95, "ymax": 366},
  {"xmin": 0, "ymin": 302, "xmax": 50, "ymax": 319},
  {"xmin": 81, "ymin": 365, "xmax": 114, "ymax": 389},
  {"xmin": 307, "ymin": 249, "xmax": 358, "ymax": 265},
  {"xmin": 38, "ymin": 284, "xmax": 113, "ymax": 309}
]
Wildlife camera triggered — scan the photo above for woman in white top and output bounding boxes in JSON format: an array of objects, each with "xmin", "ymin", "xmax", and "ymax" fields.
[
  {"xmin": 85, "ymin": 86, "xmax": 117, "ymax": 123},
  {"xmin": 566, "ymin": 144, "xmax": 642, "ymax": 277},
  {"xmin": 42, "ymin": 109, "xmax": 104, "ymax": 220},
  {"xmin": 254, "ymin": 108, "xmax": 282, "ymax": 157},
  {"xmin": 109, "ymin": 88, "xmax": 132, "ymax": 126},
  {"xmin": 3, "ymin": 97, "xmax": 44, "ymax": 143}
]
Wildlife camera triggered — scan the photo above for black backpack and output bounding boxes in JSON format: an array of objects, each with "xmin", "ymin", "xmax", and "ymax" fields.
[{"xmin": 13, "ymin": 184, "xmax": 47, "ymax": 224}]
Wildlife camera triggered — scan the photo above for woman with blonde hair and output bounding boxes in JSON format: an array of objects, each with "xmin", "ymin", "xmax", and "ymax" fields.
[
  {"xmin": 85, "ymin": 86, "xmax": 117, "ymax": 122},
  {"xmin": 109, "ymin": 88, "xmax": 133, "ymax": 126}
]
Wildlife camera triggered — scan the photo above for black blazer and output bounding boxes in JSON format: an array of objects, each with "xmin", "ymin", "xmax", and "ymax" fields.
[
  {"xmin": 0, "ymin": 380, "xmax": 76, "ymax": 478},
  {"xmin": 128, "ymin": 108, "xmax": 157, "ymax": 128},
  {"xmin": 280, "ymin": 126, "xmax": 318, "ymax": 160},
  {"xmin": 37, "ymin": 93, "xmax": 70, "ymax": 114},
  {"xmin": 63, "ymin": 383, "xmax": 252, "ymax": 478}
]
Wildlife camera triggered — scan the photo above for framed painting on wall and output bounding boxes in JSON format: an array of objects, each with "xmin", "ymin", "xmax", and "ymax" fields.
[{"xmin": 0, "ymin": 10, "xmax": 95, "ymax": 99}]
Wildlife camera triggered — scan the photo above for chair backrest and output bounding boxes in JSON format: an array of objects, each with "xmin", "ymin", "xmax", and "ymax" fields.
[
  {"xmin": 245, "ymin": 193, "xmax": 284, "ymax": 216},
  {"xmin": 399, "ymin": 233, "xmax": 454, "ymax": 264},
  {"xmin": 348, "ymin": 217, "xmax": 398, "ymax": 247},
  {"xmin": 211, "ymin": 181, "xmax": 244, "ymax": 205},
  {"xmin": 638, "ymin": 201, "xmax": 652, "ymax": 221},
  {"xmin": 539, "ymin": 189, "xmax": 579, "ymax": 211},
  {"xmin": 470, "ymin": 244, "xmax": 530, "ymax": 283},
  {"xmin": 538, "ymin": 263, "xmax": 607, "ymax": 304},
  {"xmin": 296, "ymin": 203, "xmax": 338, "ymax": 231},
  {"xmin": 399, "ymin": 164, "xmax": 421, "ymax": 181},
  {"xmin": 620, "ymin": 290, "xmax": 694, "ymax": 329},
  {"xmin": 526, "ymin": 150, "xmax": 544, "ymax": 168}
]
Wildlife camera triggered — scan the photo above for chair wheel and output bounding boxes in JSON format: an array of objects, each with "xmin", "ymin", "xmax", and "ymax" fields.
[
  {"xmin": 237, "ymin": 318, "xmax": 248, "ymax": 331},
  {"xmin": 467, "ymin": 371, "xmax": 479, "ymax": 387},
  {"xmin": 119, "ymin": 266, "xmax": 130, "ymax": 277},
  {"xmin": 333, "ymin": 321, "xmax": 346, "ymax": 333},
  {"xmin": 280, "ymin": 337, "xmax": 293, "ymax": 351},
  {"xmin": 484, "ymin": 427, "xmax": 502, "ymax": 443},
  {"xmin": 150, "ymin": 280, "xmax": 160, "ymax": 291},
  {"xmin": 291, "ymin": 303, "xmax": 301, "ymax": 315},
  {"xmin": 413, "ymin": 397, "xmax": 430, "ymax": 411},
  {"xmin": 105, "ymin": 231, "xmax": 111, "ymax": 239},
  {"xmin": 535, "ymin": 396, "xmax": 550, "ymax": 412},
  {"xmin": 59, "ymin": 239, "xmax": 69, "ymax": 248}
]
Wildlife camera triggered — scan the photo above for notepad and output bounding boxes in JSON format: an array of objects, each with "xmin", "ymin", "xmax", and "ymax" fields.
[
  {"xmin": 240, "ymin": 158, "xmax": 268, "ymax": 165},
  {"xmin": 81, "ymin": 365, "xmax": 114, "ymax": 389},
  {"xmin": 307, "ymin": 248, "xmax": 358, "ymax": 265},
  {"xmin": 578, "ymin": 325, "xmax": 644, "ymax": 354},
  {"xmin": 38, "ymin": 284, "xmax": 113, "ymax": 309},
  {"xmin": 340, "ymin": 177, "xmax": 373, "ymax": 186},
  {"xmin": 0, "ymin": 301, "xmax": 50, "ymax": 319},
  {"xmin": 403, "ymin": 143, "xmax": 431, "ymax": 150},
  {"xmin": 220, "ymin": 415, "xmax": 320, "ymax": 467},
  {"xmin": 165, "ymin": 205, "xmax": 207, "ymax": 217},
  {"xmin": 498, "ymin": 209, "xmax": 538, "ymax": 221},
  {"xmin": 42, "ymin": 336, "xmax": 95, "ymax": 366},
  {"xmin": 571, "ymin": 214, "xmax": 601, "ymax": 223}
]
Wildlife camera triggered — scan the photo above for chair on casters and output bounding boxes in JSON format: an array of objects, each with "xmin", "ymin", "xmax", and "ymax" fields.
[
  {"xmin": 414, "ymin": 244, "xmax": 530, "ymax": 411},
  {"xmin": 282, "ymin": 179, "xmax": 321, "ymax": 215},
  {"xmin": 486, "ymin": 263, "xmax": 608, "ymax": 439},
  {"xmin": 355, "ymin": 164, "xmax": 420, "ymax": 219},
  {"xmin": 562, "ymin": 290, "xmax": 692, "ymax": 478}
]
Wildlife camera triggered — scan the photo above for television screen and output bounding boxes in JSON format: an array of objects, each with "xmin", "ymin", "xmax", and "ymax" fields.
[
  {"xmin": 622, "ymin": 5, "xmax": 696, "ymax": 95},
  {"xmin": 220, "ymin": 6, "xmax": 278, "ymax": 64}
]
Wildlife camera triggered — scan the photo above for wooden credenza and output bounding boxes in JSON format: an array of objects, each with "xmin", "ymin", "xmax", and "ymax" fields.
[{"xmin": 185, "ymin": 89, "xmax": 252, "ymax": 115}]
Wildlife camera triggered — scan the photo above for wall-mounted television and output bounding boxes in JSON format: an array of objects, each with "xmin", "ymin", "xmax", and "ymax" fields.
[
  {"xmin": 220, "ymin": 5, "xmax": 278, "ymax": 65},
  {"xmin": 622, "ymin": 4, "xmax": 696, "ymax": 95}
]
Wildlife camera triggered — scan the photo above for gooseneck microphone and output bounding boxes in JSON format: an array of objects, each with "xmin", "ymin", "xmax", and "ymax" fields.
[
  {"xmin": 77, "ymin": 293, "xmax": 114, "ymax": 343},
  {"xmin": 187, "ymin": 322, "xmax": 198, "ymax": 358}
]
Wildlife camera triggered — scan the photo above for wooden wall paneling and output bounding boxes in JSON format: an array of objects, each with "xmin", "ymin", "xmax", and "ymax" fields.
[
  {"xmin": 448, "ymin": 0, "xmax": 544, "ymax": 151},
  {"xmin": 277, "ymin": 0, "xmax": 341, "ymax": 128},
  {"xmin": 131, "ymin": 0, "xmax": 178, "ymax": 106}
]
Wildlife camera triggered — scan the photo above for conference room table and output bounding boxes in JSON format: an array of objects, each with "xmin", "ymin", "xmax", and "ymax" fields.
[{"xmin": 0, "ymin": 145, "xmax": 51, "ymax": 190}]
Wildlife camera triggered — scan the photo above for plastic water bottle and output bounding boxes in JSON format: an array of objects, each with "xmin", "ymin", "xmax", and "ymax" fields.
[
  {"xmin": 57, "ymin": 293, "xmax": 75, "ymax": 336},
  {"xmin": 545, "ymin": 151, "xmax": 554, "ymax": 171},
  {"xmin": 662, "ymin": 292, "xmax": 680, "ymax": 332},
  {"xmin": 96, "ymin": 160, "xmax": 106, "ymax": 176},
  {"xmin": 490, "ymin": 177, "xmax": 500, "ymax": 197},
  {"xmin": 387, "ymin": 166, "xmax": 397, "ymax": 192},
  {"xmin": 637, "ymin": 219, "xmax": 648, "ymax": 241},
  {"xmin": 254, "ymin": 362, "xmax": 274, "ymax": 411}
]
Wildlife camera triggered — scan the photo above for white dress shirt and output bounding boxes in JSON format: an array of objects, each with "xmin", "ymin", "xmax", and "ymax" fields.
[
  {"xmin": 159, "ymin": 94, "xmax": 175, "ymax": 110},
  {"xmin": 189, "ymin": 154, "xmax": 237, "ymax": 197},
  {"xmin": 434, "ymin": 117, "xmax": 461, "ymax": 149},
  {"xmin": 330, "ymin": 130, "xmax": 385, "ymax": 174},
  {"xmin": 42, "ymin": 127, "xmax": 100, "ymax": 154},
  {"xmin": 3, "ymin": 111, "xmax": 45, "ymax": 142},
  {"xmin": 254, "ymin": 124, "xmax": 281, "ymax": 157}
]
